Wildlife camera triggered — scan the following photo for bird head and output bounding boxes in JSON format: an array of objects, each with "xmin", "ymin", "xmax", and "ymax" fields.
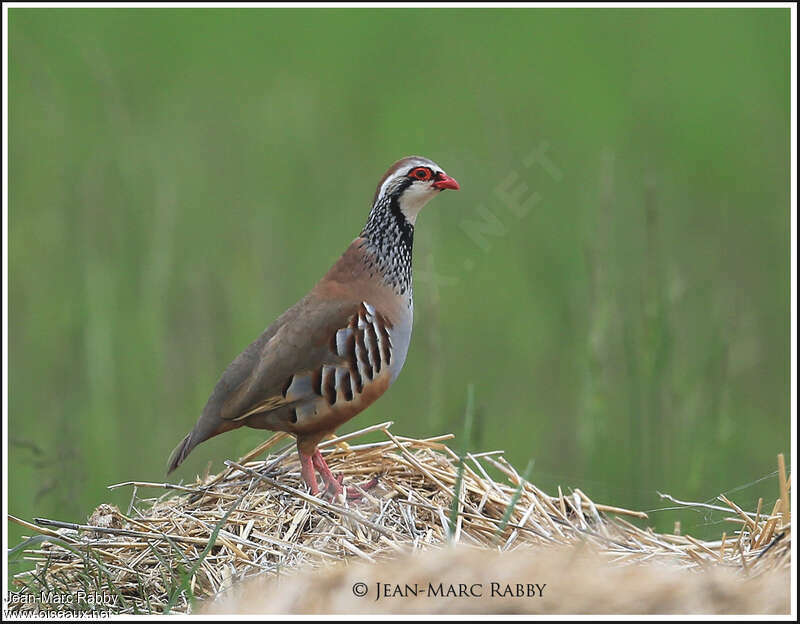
[{"xmin": 372, "ymin": 156, "xmax": 460, "ymax": 225}]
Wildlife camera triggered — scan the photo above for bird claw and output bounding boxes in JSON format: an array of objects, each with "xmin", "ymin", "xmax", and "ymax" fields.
[
  {"xmin": 301, "ymin": 447, "xmax": 379, "ymax": 501},
  {"xmin": 321, "ymin": 474, "xmax": 379, "ymax": 501}
]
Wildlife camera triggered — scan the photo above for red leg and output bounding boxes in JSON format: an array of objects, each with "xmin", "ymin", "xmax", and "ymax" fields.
[
  {"xmin": 312, "ymin": 450, "xmax": 380, "ymax": 500},
  {"xmin": 312, "ymin": 449, "xmax": 344, "ymax": 497},
  {"xmin": 298, "ymin": 450, "xmax": 318, "ymax": 496}
]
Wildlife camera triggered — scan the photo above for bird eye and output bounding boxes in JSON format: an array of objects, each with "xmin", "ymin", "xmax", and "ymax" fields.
[{"xmin": 409, "ymin": 167, "xmax": 432, "ymax": 181}]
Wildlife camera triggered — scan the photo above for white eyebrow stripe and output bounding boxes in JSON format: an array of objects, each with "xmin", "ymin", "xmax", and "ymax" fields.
[{"xmin": 377, "ymin": 157, "xmax": 443, "ymax": 199}]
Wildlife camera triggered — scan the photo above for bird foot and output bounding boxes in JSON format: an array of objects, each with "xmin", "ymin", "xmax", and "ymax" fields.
[
  {"xmin": 300, "ymin": 447, "xmax": 379, "ymax": 501},
  {"xmin": 325, "ymin": 474, "xmax": 380, "ymax": 501}
]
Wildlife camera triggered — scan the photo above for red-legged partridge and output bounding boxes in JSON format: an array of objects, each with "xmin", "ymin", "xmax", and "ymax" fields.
[{"xmin": 167, "ymin": 156, "xmax": 460, "ymax": 497}]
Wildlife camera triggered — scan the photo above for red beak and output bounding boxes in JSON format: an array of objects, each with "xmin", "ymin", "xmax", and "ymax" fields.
[{"xmin": 433, "ymin": 173, "xmax": 460, "ymax": 190}]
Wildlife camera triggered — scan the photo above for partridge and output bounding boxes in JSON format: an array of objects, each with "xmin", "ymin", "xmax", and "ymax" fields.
[{"xmin": 167, "ymin": 156, "xmax": 460, "ymax": 497}]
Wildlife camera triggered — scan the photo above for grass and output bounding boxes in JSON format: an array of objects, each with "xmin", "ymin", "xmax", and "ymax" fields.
[{"xmin": 448, "ymin": 383, "xmax": 475, "ymax": 542}]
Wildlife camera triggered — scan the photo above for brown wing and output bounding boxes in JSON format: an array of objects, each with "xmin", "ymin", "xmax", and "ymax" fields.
[
  {"xmin": 216, "ymin": 295, "xmax": 361, "ymax": 422},
  {"xmin": 167, "ymin": 238, "xmax": 401, "ymax": 473},
  {"xmin": 166, "ymin": 293, "xmax": 361, "ymax": 473}
]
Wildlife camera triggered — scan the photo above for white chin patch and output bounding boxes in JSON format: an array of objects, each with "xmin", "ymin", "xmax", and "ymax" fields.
[{"xmin": 399, "ymin": 183, "xmax": 437, "ymax": 225}]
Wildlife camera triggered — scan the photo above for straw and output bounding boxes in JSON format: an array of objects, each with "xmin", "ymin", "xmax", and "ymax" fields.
[{"xmin": 7, "ymin": 426, "xmax": 791, "ymax": 615}]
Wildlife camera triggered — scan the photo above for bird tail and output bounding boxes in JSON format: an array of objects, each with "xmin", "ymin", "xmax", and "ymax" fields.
[
  {"xmin": 166, "ymin": 416, "xmax": 241, "ymax": 474},
  {"xmin": 166, "ymin": 431, "xmax": 196, "ymax": 474}
]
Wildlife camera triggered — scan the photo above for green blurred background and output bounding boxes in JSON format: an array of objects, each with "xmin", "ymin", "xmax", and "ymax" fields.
[{"xmin": 8, "ymin": 8, "xmax": 790, "ymax": 555}]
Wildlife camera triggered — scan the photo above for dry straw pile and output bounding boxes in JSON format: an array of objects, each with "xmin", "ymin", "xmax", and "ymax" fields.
[{"xmin": 7, "ymin": 422, "xmax": 792, "ymax": 615}]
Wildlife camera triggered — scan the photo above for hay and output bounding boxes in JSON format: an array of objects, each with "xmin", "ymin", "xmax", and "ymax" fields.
[{"xmin": 7, "ymin": 423, "xmax": 791, "ymax": 615}]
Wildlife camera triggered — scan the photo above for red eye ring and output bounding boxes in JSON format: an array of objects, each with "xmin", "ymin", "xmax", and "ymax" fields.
[{"xmin": 409, "ymin": 167, "xmax": 432, "ymax": 181}]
